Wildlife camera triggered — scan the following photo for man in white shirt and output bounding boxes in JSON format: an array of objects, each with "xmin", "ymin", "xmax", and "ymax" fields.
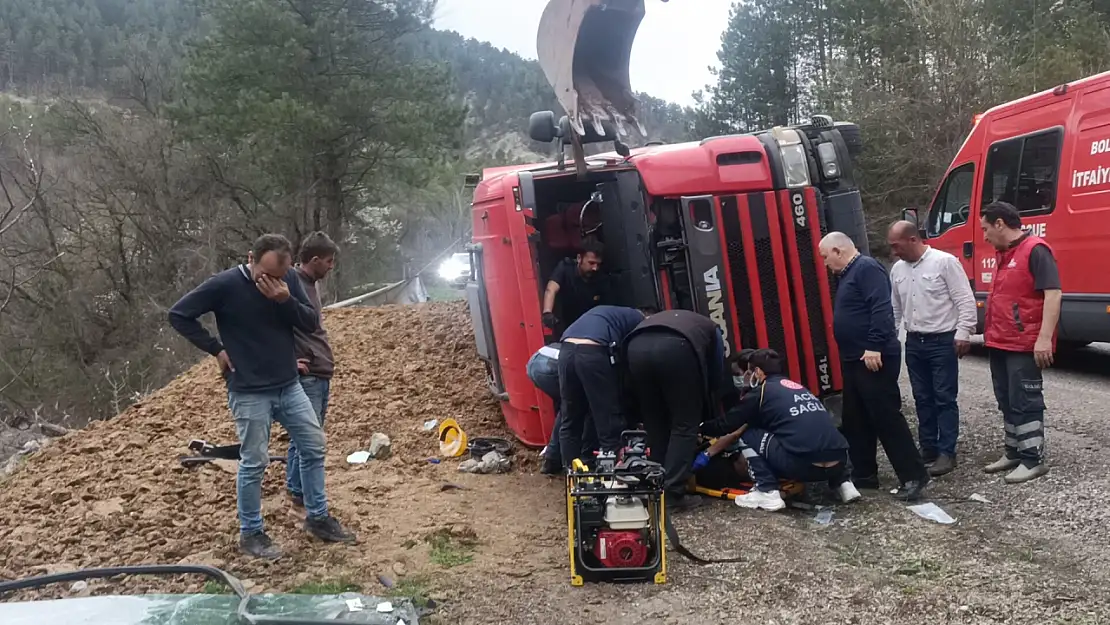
[{"xmin": 888, "ymin": 221, "xmax": 977, "ymax": 477}]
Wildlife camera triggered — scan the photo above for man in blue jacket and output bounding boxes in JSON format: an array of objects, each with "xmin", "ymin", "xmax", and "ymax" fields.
[
  {"xmin": 820, "ymin": 232, "xmax": 929, "ymax": 501},
  {"xmin": 169, "ymin": 234, "xmax": 355, "ymax": 559},
  {"xmin": 698, "ymin": 349, "xmax": 862, "ymax": 511},
  {"xmin": 557, "ymin": 305, "xmax": 649, "ymax": 469}
]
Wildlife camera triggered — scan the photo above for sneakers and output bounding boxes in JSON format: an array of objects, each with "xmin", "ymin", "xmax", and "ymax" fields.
[
  {"xmin": 836, "ymin": 481, "xmax": 862, "ymax": 504},
  {"xmin": 983, "ymin": 456, "xmax": 1021, "ymax": 474},
  {"xmin": 734, "ymin": 489, "xmax": 786, "ymax": 512},
  {"xmin": 928, "ymin": 455, "xmax": 957, "ymax": 477},
  {"xmin": 1004, "ymin": 463, "xmax": 1049, "ymax": 484},
  {"xmin": 240, "ymin": 531, "xmax": 282, "ymax": 560},
  {"xmin": 305, "ymin": 515, "xmax": 357, "ymax": 544},
  {"xmin": 894, "ymin": 475, "xmax": 930, "ymax": 501}
]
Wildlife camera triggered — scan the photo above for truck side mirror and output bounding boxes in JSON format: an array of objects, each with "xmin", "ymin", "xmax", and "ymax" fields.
[{"xmin": 901, "ymin": 207, "xmax": 918, "ymax": 225}]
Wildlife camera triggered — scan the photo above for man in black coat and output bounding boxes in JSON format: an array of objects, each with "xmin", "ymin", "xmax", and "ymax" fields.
[{"xmin": 623, "ymin": 309, "xmax": 734, "ymax": 512}]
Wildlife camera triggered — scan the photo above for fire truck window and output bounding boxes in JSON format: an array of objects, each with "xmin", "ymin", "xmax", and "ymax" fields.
[
  {"xmin": 927, "ymin": 163, "xmax": 975, "ymax": 237},
  {"xmin": 981, "ymin": 129, "xmax": 1062, "ymax": 217}
]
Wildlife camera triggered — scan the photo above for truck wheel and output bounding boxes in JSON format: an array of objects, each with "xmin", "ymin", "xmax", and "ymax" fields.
[
  {"xmin": 1058, "ymin": 340, "xmax": 1092, "ymax": 351},
  {"xmin": 835, "ymin": 123, "xmax": 862, "ymax": 159}
]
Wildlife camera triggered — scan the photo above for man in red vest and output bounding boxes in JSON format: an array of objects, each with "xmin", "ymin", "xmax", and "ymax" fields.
[{"xmin": 980, "ymin": 201, "xmax": 1061, "ymax": 484}]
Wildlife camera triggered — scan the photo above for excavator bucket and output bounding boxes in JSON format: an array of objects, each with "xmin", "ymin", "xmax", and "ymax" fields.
[{"xmin": 537, "ymin": 0, "xmax": 648, "ymax": 140}]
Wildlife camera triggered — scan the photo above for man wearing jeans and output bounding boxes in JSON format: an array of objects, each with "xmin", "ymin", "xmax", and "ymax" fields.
[
  {"xmin": 169, "ymin": 234, "xmax": 355, "ymax": 559},
  {"xmin": 287, "ymin": 232, "xmax": 340, "ymax": 507},
  {"xmin": 980, "ymin": 202, "xmax": 1060, "ymax": 484},
  {"xmin": 888, "ymin": 221, "xmax": 976, "ymax": 477}
]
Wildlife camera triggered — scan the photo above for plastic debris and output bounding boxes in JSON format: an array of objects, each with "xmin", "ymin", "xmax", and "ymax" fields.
[
  {"xmin": 815, "ymin": 509, "xmax": 834, "ymax": 525},
  {"xmin": 345, "ymin": 598, "xmax": 364, "ymax": 612},
  {"xmin": 426, "ymin": 457, "xmax": 441, "ymax": 464},
  {"xmin": 423, "ymin": 419, "xmax": 438, "ymax": 431},
  {"xmin": 908, "ymin": 502, "xmax": 956, "ymax": 524},
  {"xmin": 968, "ymin": 493, "xmax": 992, "ymax": 504},
  {"xmin": 376, "ymin": 601, "xmax": 394, "ymax": 613},
  {"xmin": 346, "ymin": 451, "xmax": 372, "ymax": 464},
  {"xmin": 377, "ymin": 574, "xmax": 395, "ymax": 588},
  {"xmin": 458, "ymin": 450, "xmax": 511, "ymax": 474},
  {"xmin": 368, "ymin": 433, "xmax": 392, "ymax": 459}
]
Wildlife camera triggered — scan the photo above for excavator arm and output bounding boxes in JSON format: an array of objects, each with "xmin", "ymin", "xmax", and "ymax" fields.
[{"xmin": 537, "ymin": 0, "xmax": 670, "ymax": 141}]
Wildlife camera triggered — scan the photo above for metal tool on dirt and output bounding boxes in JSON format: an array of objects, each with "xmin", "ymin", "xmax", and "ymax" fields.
[
  {"xmin": 566, "ymin": 430, "xmax": 742, "ymax": 585},
  {"xmin": 535, "ymin": 0, "xmax": 671, "ymax": 175},
  {"xmin": 177, "ymin": 439, "xmax": 285, "ymax": 468}
]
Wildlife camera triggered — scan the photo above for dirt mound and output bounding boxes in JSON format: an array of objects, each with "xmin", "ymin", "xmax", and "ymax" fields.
[{"xmin": 0, "ymin": 302, "xmax": 562, "ymax": 602}]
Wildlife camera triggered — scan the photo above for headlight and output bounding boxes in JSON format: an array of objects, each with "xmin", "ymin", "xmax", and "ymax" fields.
[
  {"xmin": 816, "ymin": 142, "xmax": 839, "ymax": 180},
  {"xmin": 438, "ymin": 264, "xmax": 457, "ymax": 280},
  {"xmin": 771, "ymin": 127, "xmax": 811, "ymax": 188}
]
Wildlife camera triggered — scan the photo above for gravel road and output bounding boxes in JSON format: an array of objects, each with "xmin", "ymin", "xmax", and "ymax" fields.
[{"xmin": 443, "ymin": 342, "xmax": 1110, "ymax": 625}]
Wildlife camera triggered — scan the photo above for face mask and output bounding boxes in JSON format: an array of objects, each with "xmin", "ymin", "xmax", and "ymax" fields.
[
  {"xmin": 732, "ymin": 376, "xmax": 746, "ymax": 389},
  {"xmin": 749, "ymin": 376, "xmax": 760, "ymax": 389}
]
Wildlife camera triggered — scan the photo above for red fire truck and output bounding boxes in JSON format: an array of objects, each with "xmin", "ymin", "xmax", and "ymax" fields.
[
  {"xmin": 906, "ymin": 70, "xmax": 1110, "ymax": 348},
  {"xmin": 465, "ymin": 115, "xmax": 869, "ymax": 446}
]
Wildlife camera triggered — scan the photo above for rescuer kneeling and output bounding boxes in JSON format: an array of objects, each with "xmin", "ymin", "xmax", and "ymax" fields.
[
  {"xmin": 624, "ymin": 309, "xmax": 736, "ymax": 512},
  {"xmin": 698, "ymin": 349, "xmax": 862, "ymax": 512}
]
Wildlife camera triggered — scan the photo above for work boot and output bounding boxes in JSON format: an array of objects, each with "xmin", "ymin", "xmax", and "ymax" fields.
[
  {"xmin": 1004, "ymin": 462, "xmax": 1049, "ymax": 484},
  {"xmin": 665, "ymin": 494, "xmax": 705, "ymax": 514},
  {"xmin": 836, "ymin": 481, "xmax": 862, "ymax": 504},
  {"xmin": 853, "ymin": 475, "xmax": 881, "ymax": 490},
  {"xmin": 894, "ymin": 475, "xmax": 930, "ymax": 501},
  {"xmin": 240, "ymin": 531, "xmax": 282, "ymax": 560},
  {"xmin": 928, "ymin": 455, "xmax": 957, "ymax": 477},
  {"xmin": 920, "ymin": 448, "xmax": 938, "ymax": 466},
  {"xmin": 983, "ymin": 456, "xmax": 1021, "ymax": 474},
  {"xmin": 734, "ymin": 489, "xmax": 786, "ymax": 512},
  {"xmin": 305, "ymin": 515, "xmax": 357, "ymax": 544},
  {"xmin": 540, "ymin": 455, "xmax": 563, "ymax": 476},
  {"xmin": 289, "ymin": 492, "xmax": 305, "ymax": 509}
]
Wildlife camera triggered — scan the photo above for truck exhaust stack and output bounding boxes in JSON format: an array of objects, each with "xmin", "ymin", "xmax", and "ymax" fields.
[{"xmin": 537, "ymin": 0, "xmax": 649, "ymax": 140}]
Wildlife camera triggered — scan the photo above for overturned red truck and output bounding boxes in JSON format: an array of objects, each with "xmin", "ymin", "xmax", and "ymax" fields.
[{"xmin": 463, "ymin": 0, "xmax": 871, "ymax": 446}]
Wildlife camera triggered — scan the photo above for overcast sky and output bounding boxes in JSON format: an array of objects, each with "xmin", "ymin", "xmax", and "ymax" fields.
[{"xmin": 432, "ymin": 0, "xmax": 732, "ymax": 107}]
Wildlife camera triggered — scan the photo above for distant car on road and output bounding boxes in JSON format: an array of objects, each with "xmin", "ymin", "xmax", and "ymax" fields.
[{"xmin": 437, "ymin": 252, "xmax": 471, "ymax": 288}]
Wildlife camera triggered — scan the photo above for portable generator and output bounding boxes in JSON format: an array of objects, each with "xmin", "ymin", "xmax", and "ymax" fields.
[{"xmin": 566, "ymin": 430, "xmax": 667, "ymax": 586}]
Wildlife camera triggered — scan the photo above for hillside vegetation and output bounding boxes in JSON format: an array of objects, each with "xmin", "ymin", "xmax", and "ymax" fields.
[{"xmin": 0, "ymin": 0, "xmax": 1107, "ymax": 430}]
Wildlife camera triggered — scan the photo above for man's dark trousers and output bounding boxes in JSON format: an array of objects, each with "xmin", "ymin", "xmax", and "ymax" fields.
[
  {"xmin": 558, "ymin": 343, "xmax": 623, "ymax": 468},
  {"xmin": 905, "ymin": 331, "xmax": 960, "ymax": 460},
  {"xmin": 841, "ymin": 353, "xmax": 928, "ymax": 484},
  {"xmin": 527, "ymin": 349, "xmax": 597, "ymax": 466},
  {"xmin": 625, "ymin": 332, "xmax": 703, "ymax": 498},
  {"xmin": 739, "ymin": 428, "xmax": 851, "ymax": 492},
  {"xmin": 988, "ymin": 349, "xmax": 1045, "ymax": 467}
]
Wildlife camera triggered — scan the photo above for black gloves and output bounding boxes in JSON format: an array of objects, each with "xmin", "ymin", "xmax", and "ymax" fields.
[{"xmin": 542, "ymin": 312, "xmax": 558, "ymax": 329}]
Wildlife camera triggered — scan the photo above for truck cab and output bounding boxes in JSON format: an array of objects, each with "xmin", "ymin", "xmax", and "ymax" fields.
[
  {"xmin": 466, "ymin": 114, "xmax": 870, "ymax": 446},
  {"xmin": 912, "ymin": 70, "xmax": 1110, "ymax": 348}
]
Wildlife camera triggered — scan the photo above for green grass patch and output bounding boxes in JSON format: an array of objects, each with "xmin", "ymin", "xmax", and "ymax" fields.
[
  {"xmin": 425, "ymin": 527, "xmax": 478, "ymax": 568},
  {"xmin": 291, "ymin": 578, "xmax": 361, "ymax": 595},
  {"xmin": 387, "ymin": 575, "xmax": 434, "ymax": 609},
  {"xmin": 893, "ymin": 555, "xmax": 947, "ymax": 580},
  {"xmin": 202, "ymin": 580, "xmax": 232, "ymax": 594}
]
